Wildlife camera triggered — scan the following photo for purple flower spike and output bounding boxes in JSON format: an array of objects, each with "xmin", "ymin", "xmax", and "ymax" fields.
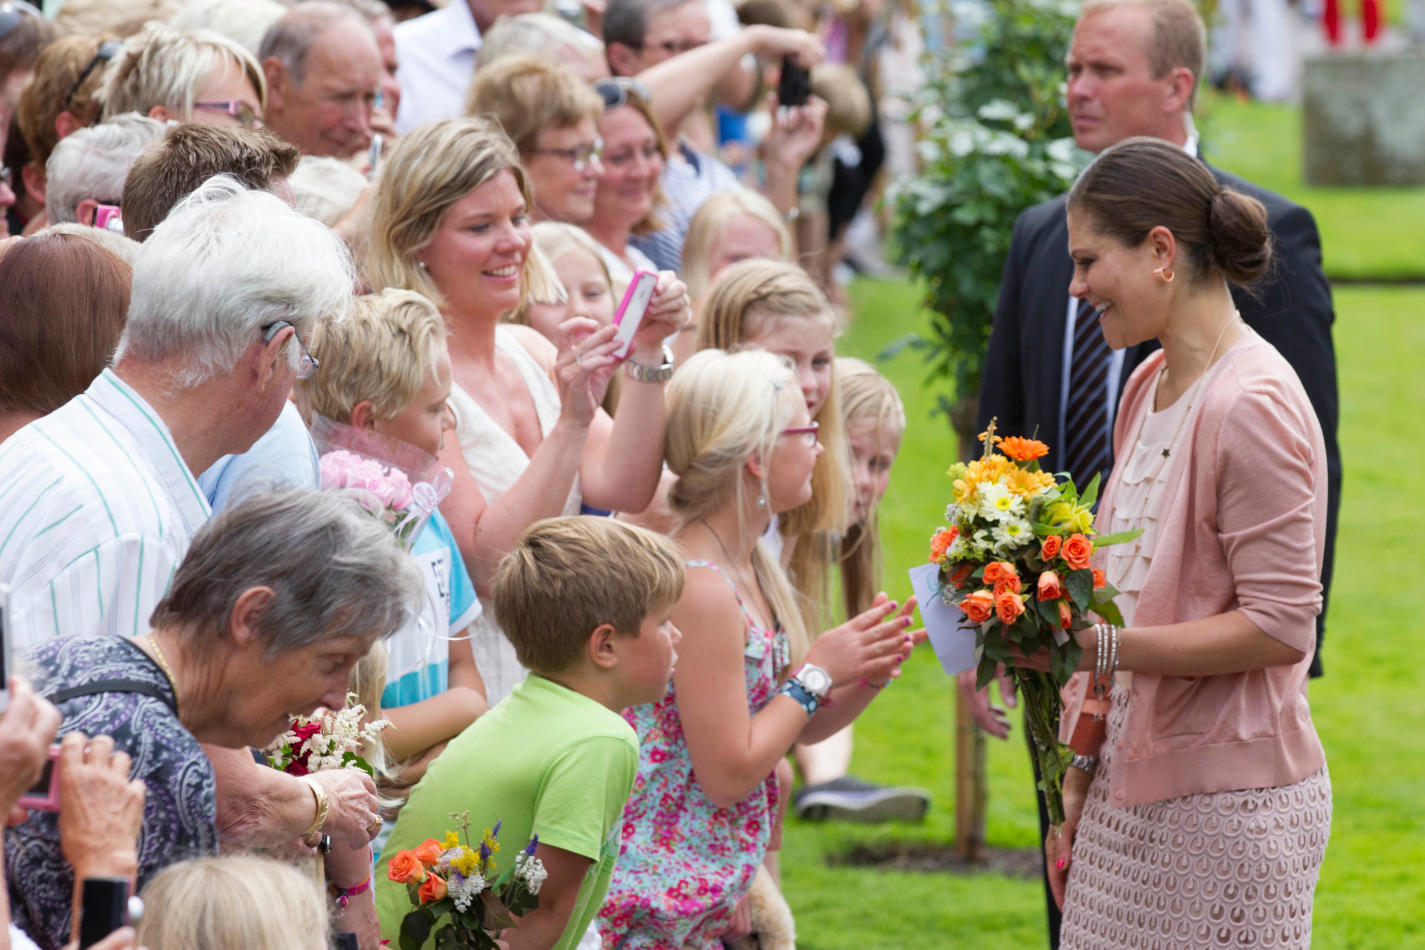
[
  {"xmin": 491, "ymin": 818, "xmax": 503, "ymax": 838},
  {"xmin": 479, "ymin": 840, "xmax": 491, "ymax": 862},
  {"xmin": 524, "ymin": 835, "xmax": 539, "ymax": 856}
]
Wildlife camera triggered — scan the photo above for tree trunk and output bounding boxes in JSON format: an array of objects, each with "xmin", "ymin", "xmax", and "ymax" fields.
[{"xmin": 951, "ymin": 395, "xmax": 988, "ymax": 862}]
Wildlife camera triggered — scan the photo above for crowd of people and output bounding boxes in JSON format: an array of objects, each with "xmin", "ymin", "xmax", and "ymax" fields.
[{"xmin": 0, "ymin": 0, "xmax": 1336, "ymax": 948}]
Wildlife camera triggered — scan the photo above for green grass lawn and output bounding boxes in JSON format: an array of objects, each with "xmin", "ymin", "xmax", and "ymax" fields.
[{"xmin": 780, "ymin": 95, "xmax": 1425, "ymax": 949}]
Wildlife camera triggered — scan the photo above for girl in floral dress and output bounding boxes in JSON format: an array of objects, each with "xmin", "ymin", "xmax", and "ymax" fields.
[{"xmin": 598, "ymin": 349, "xmax": 919, "ymax": 948}]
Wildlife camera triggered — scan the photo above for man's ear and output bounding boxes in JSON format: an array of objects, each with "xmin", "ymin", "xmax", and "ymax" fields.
[
  {"xmin": 255, "ymin": 323, "xmax": 294, "ymax": 392},
  {"xmin": 349, "ymin": 400, "xmax": 378, "ymax": 431},
  {"xmin": 263, "ymin": 59, "xmax": 288, "ymax": 112},
  {"xmin": 606, "ymin": 41, "xmax": 641, "ymax": 78},
  {"xmin": 19, "ymin": 160, "xmax": 44, "ymax": 206},
  {"xmin": 228, "ymin": 586, "xmax": 276, "ymax": 649},
  {"xmin": 1164, "ymin": 66, "xmax": 1196, "ymax": 116},
  {"xmin": 75, "ymin": 198, "xmax": 99, "ymax": 227},
  {"xmin": 53, "ymin": 110, "xmax": 84, "ymax": 141},
  {"xmin": 588, "ymin": 622, "xmax": 620, "ymax": 671}
]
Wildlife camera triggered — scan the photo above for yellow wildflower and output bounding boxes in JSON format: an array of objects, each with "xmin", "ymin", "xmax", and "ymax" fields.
[
  {"xmin": 451, "ymin": 846, "xmax": 479, "ymax": 877},
  {"xmin": 443, "ymin": 831, "xmax": 460, "ymax": 851}
]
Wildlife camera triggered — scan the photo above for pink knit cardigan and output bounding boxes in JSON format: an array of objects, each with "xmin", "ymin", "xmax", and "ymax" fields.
[{"xmin": 1058, "ymin": 333, "xmax": 1328, "ymax": 808}]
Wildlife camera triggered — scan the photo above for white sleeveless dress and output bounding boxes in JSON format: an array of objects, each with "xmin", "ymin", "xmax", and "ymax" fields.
[{"xmin": 447, "ymin": 327, "xmax": 582, "ymax": 704}]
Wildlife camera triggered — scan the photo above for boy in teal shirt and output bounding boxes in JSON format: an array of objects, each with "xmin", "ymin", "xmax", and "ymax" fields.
[{"xmin": 376, "ymin": 516, "xmax": 684, "ymax": 950}]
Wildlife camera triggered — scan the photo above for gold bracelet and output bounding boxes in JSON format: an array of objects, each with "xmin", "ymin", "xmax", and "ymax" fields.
[{"xmin": 300, "ymin": 775, "xmax": 329, "ymax": 841}]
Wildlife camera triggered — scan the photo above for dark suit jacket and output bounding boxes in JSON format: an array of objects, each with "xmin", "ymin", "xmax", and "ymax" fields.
[{"xmin": 977, "ymin": 165, "xmax": 1340, "ymax": 676}]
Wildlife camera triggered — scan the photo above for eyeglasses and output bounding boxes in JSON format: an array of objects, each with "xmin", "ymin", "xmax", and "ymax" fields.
[
  {"xmin": 1, "ymin": 166, "xmax": 12, "ymax": 192},
  {"xmin": 63, "ymin": 40, "xmax": 122, "ymax": 112},
  {"xmin": 260, "ymin": 320, "xmax": 319, "ymax": 380},
  {"xmin": 781, "ymin": 422, "xmax": 820, "ymax": 447},
  {"xmin": 594, "ymin": 77, "xmax": 652, "ymax": 110},
  {"xmin": 0, "ymin": 1, "xmax": 41, "ymax": 41},
  {"xmin": 532, "ymin": 137, "xmax": 603, "ymax": 172},
  {"xmin": 193, "ymin": 100, "xmax": 264, "ymax": 129}
]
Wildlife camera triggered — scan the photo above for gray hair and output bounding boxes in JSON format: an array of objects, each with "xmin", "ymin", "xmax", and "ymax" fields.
[
  {"xmin": 115, "ymin": 175, "xmax": 355, "ymax": 387},
  {"xmin": 102, "ymin": 21, "xmax": 268, "ymax": 119},
  {"xmin": 258, "ymin": 1, "xmax": 369, "ymax": 87},
  {"xmin": 45, "ymin": 113, "xmax": 166, "ymax": 225},
  {"xmin": 288, "ymin": 155, "xmax": 367, "ymax": 228},
  {"xmin": 477, "ymin": 13, "xmax": 604, "ymax": 70},
  {"xmin": 149, "ymin": 489, "xmax": 423, "ymax": 656},
  {"xmin": 168, "ymin": 0, "xmax": 289, "ymax": 55},
  {"xmin": 603, "ymin": 0, "xmax": 698, "ymax": 48}
]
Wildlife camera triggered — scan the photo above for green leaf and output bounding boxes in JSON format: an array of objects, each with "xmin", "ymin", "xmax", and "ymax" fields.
[
  {"xmin": 1092, "ymin": 528, "xmax": 1144, "ymax": 546},
  {"xmin": 1065, "ymin": 569, "xmax": 1093, "ymax": 612},
  {"xmin": 400, "ymin": 909, "xmax": 433, "ymax": 950},
  {"xmin": 1093, "ymin": 599, "xmax": 1126, "ymax": 627},
  {"xmin": 1034, "ymin": 596, "xmax": 1062, "ymax": 629},
  {"xmin": 976, "ymin": 656, "xmax": 998, "ymax": 690},
  {"xmin": 1077, "ymin": 472, "xmax": 1101, "ymax": 510}
]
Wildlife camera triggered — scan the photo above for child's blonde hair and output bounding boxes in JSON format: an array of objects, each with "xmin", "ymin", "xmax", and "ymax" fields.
[
  {"xmin": 665, "ymin": 348, "xmax": 811, "ymax": 664},
  {"xmin": 491, "ymin": 517, "xmax": 685, "ymax": 676},
  {"xmin": 680, "ymin": 189, "xmax": 792, "ymax": 307},
  {"xmin": 135, "ymin": 854, "xmax": 327, "ymax": 950},
  {"xmin": 836, "ymin": 357, "xmax": 905, "ymax": 618},
  {"xmin": 695, "ymin": 259, "xmax": 850, "ymax": 633},
  {"xmin": 294, "ymin": 288, "xmax": 447, "ymax": 425}
]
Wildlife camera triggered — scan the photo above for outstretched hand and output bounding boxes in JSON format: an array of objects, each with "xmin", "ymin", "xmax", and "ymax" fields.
[
  {"xmin": 956, "ymin": 666, "xmax": 1018, "ymax": 740},
  {"xmin": 553, "ymin": 319, "xmax": 620, "ymax": 427}
]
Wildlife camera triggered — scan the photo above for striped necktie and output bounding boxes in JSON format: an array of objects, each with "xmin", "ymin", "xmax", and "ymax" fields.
[{"xmin": 1062, "ymin": 297, "xmax": 1113, "ymax": 491}]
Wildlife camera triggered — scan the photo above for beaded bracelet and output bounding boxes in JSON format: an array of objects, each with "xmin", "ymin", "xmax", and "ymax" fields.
[{"xmin": 329, "ymin": 875, "xmax": 372, "ymax": 910}]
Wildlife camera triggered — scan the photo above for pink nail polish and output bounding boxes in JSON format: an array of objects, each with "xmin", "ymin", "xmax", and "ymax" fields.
[{"xmin": 1056, "ymin": 858, "xmax": 1066, "ymax": 870}]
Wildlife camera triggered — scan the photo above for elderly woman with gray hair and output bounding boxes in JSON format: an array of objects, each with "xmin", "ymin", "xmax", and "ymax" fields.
[{"xmin": 5, "ymin": 489, "xmax": 423, "ymax": 950}]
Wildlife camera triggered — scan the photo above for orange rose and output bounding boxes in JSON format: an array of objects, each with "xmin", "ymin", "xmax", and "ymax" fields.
[
  {"xmin": 1063, "ymin": 534, "xmax": 1093, "ymax": 571},
  {"xmin": 387, "ymin": 850, "xmax": 427, "ymax": 885},
  {"xmin": 995, "ymin": 589, "xmax": 1026, "ymax": 625},
  {"xmin": 998, "ymin": 436, "xmax": 1049, "ymax": 462},
  {"xmin": 929, "ymin": 527, "xmax": 958, "ymax": 562},
  {"xmin": 1092, "ymin": 568, "xmax": 1106, "ymax": 590},
  {"xmin": 417, "ymin": 872, "xmax": 448, "ymax": 904},
  {"xmin": 958, "ymin": 590, "xmax": 995, "ymax": 624},
  {"xmin": 950, "ymin": 563, "xmax": 974, "ymax": 585},
  {"xmin": 1041, "ymin": 535, "xmax": 1062, "ymax": 560},
  {"xmin": 413, "ymin": 838, "xmax": 444, "ymax": 867},
  {"xmin": 1058, "ymin": 600, "xmax": 1072, "ymax": 630},
  {"xmin": 994, "ymin": 575, "xmax": 1022, "ymax": 597},
  {"xmin": 983, "ymin": 561, "xmax": 1018, "ymax": 586},
  {"xmin": 1037, "ymin": 571, "xmax": 1063, "ymax": 602}
]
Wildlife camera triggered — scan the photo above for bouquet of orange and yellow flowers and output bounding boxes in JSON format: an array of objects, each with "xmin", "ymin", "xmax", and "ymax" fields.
[
  {"xmin": 929, "ymin": 422, "xmax": 1138, "ymax": 824},
  {"xmin": 387, "ymin": 812, "xmax": 544, "ymax": 950}
]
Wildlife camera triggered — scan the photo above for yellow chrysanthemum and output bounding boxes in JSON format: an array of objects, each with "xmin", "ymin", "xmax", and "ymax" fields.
[
  {"xmin": 451, "ymin": 847, "xmax": 479, "ymax": 877},
  {"xmin": 953, "ymin": 456, "xmax": 1015, "ymax": 504},
  {"xmin": 1007, "ymin": 468, "xmax": 1056, "ymax": 498}
]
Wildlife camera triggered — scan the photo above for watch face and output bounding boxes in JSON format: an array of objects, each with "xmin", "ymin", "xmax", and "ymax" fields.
[{"xmin": 799, "ymin": 664, "xmax": 832, "ymax": 698}]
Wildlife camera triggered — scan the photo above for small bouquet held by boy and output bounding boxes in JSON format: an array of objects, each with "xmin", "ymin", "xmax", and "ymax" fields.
[
  {"xmin": 926, "ymin": 422, "xmax": 1139, "ymax": 825},
  {"xmin": 386, "ymin": 813, "xmax": 545, "ymax": 950},
  {"xmin": 311, "ymin": 414, "xmax": 454, "ymax": 551}
]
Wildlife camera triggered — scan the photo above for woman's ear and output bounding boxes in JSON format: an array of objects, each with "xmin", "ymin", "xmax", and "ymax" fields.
[
  {"xmin": 227, "ymin": 586, "xmax": 277, "ymax": 648},
  {"xmin": 745, "ymin": 452, "xmax": 765, "ymax": 481},
  {"xmin": 1147, "ymin": 225, "xmax": 1177, "ymax": 271}
]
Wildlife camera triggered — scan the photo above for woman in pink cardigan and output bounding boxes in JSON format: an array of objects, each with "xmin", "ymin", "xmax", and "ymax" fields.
[{"xmin": 1045, "ymin": 138, "xmax": 1331, "ymax": 949}]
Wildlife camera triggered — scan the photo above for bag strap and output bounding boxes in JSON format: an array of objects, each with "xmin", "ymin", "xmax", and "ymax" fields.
[{"xmin": 48, "ymin": 678, "xmax": 177, "ymax": 715}]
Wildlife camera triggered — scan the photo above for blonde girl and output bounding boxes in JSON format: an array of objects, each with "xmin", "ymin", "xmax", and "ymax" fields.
[
  {"xmin": 836, "ymin": 357, "xmax": 906, "ymax": 619},
  {"xmin": 598, "ymin": 349, "xmax": 916, "ymax": 948},
  {"xmin": 695, "ymin": 258, "xmax": 850, "ymax": 637}
]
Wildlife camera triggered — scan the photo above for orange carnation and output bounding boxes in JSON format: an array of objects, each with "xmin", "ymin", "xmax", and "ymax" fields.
[
  {"xmin": 1092, "ymin": 568, "xmax": 1106, "ymax": 590},
  {"xmin": 387, "ymin": 850, "xmax": 426, "ymax": 885},
  {"xmin": 929, "ymin": 527, "xmax": 958, "ymax": 562},
  {"xmin": 417, "ymin": 872, "xmax": 448, "ymax": 904},
  {"xmin": 998, "ymin": 436, "xmax": 1049, "ymax": 462},
  {"xmin": 413, "ymin": 838, "xmax": 444, "ymax": 867},
  {"xmin": 1037, "ymin": 571, "xmax": 1063, "ymax": 602},
  {"xmin": 1063, "ymin": 533, "xmax": 1093, "ymax": 571},
  {"xmin": 995, "ymin": 589, "xmax": 1026, "ymax": 625},
  {"xmin": 1041, "ymin": 535, "xmax": 1062, "ymax": 560},
  {"xmin": 958, "ymin": 590, "xmax": 995, "ymax": 624},
  {"xmin": 1058, "ymin": 600, "xmax": 1072, "ymax": 630},
  {"xmin": 983, "ymin": 561, "xmax": 1018, "ymax": 586}
]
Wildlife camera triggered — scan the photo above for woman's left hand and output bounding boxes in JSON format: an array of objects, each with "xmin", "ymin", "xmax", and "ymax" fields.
[
  {"xmin": 56, "ymin": 731, "xmax": 146, "ymax": 881},
  {"xmin": 628, "ymin": 271, "xmax": 691, "ymax": 363},
  {"xmin": 1045, "ymin": 763, "xmax": 1092, "ymax": 910}
]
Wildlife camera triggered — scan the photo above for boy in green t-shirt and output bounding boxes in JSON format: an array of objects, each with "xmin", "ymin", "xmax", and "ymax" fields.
[{"xmin": 375, "ymin": 516, "xmax": 684, "ymax": 950}]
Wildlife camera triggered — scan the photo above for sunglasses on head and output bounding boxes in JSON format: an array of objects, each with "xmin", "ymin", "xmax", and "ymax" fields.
[
  {"xmin": 594, "ymin": 77, "xmax": 652, "ymax": 110},
  {"xmin": 64, "ymin": 40, "xmax": 122, "ymax": 112},
  {"xmin": 0, "ymin": 1, "xmax": 41, "ymax": 41}
]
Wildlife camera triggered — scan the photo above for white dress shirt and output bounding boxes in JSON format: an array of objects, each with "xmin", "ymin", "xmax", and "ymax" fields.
[
  {"xmin": 393, "ymin": 0, "xmax": 482, "ymax": 134},
  {"xmin": 0, "ymin": 369, "xmax": 210, "ymax": 654}
]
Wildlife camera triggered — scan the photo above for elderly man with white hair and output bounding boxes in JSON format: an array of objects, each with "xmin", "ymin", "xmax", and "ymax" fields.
[
  {"xmin": 43, "ymin": 112, "xmax": 164, "ymax": 228},
  {"xmin": 0, "ymin": 174, "xmax": 352, "ymax": 653}
]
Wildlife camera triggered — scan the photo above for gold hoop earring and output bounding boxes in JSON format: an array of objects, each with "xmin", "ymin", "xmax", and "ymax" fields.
[{"xmin": 1154, "ymin": 266, "xmax": 1174, "ymax": 283}]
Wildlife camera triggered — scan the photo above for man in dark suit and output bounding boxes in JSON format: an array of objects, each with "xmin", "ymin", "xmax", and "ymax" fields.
[{"xmin": 968, "ymin": 0, "xmax": 1340, "ymax": 945}]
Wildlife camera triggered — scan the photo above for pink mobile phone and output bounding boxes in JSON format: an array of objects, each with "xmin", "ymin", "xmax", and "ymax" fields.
[
  {"xmin": 17, "ymin": 743, "xmax": 62, "ymax": 813},
  {"xmin": 92, "ymin": 204, "xmax": 123, "ymax": 234},
  {"xmin": 612, "ymin": 270, "xmax": 659, "ymax": 359}
]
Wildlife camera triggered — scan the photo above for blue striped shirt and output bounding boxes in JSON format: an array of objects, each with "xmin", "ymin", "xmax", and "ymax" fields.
[{"xmin": 0, "ymin": 369, "xmax": 210, "ymax": 654}]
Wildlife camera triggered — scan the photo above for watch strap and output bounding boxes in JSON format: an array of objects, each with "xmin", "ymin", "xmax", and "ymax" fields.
[{"xmin": 776, "ymin": 676, "xmax": 819, "ymax": 718}]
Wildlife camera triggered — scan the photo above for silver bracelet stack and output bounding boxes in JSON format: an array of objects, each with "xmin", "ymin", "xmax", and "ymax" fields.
[{"xmin": 1093, "ymin": 622, "xmax": 1122, "ymax": 683}]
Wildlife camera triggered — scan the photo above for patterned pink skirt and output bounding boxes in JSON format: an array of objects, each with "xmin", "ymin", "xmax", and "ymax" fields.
[{"xmin": 1060, "ymin": 688, "xmax": 1331, "ymax": 949}]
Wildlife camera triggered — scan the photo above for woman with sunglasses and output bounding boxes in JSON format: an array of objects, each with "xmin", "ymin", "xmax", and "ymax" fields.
[
  {"xmin": 585, "ymin": 77, "xmax": 667, "ymax": 285},
  {"xmin": 366, "ymin": 118, "xmax": 690, "ymax": 705}
]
